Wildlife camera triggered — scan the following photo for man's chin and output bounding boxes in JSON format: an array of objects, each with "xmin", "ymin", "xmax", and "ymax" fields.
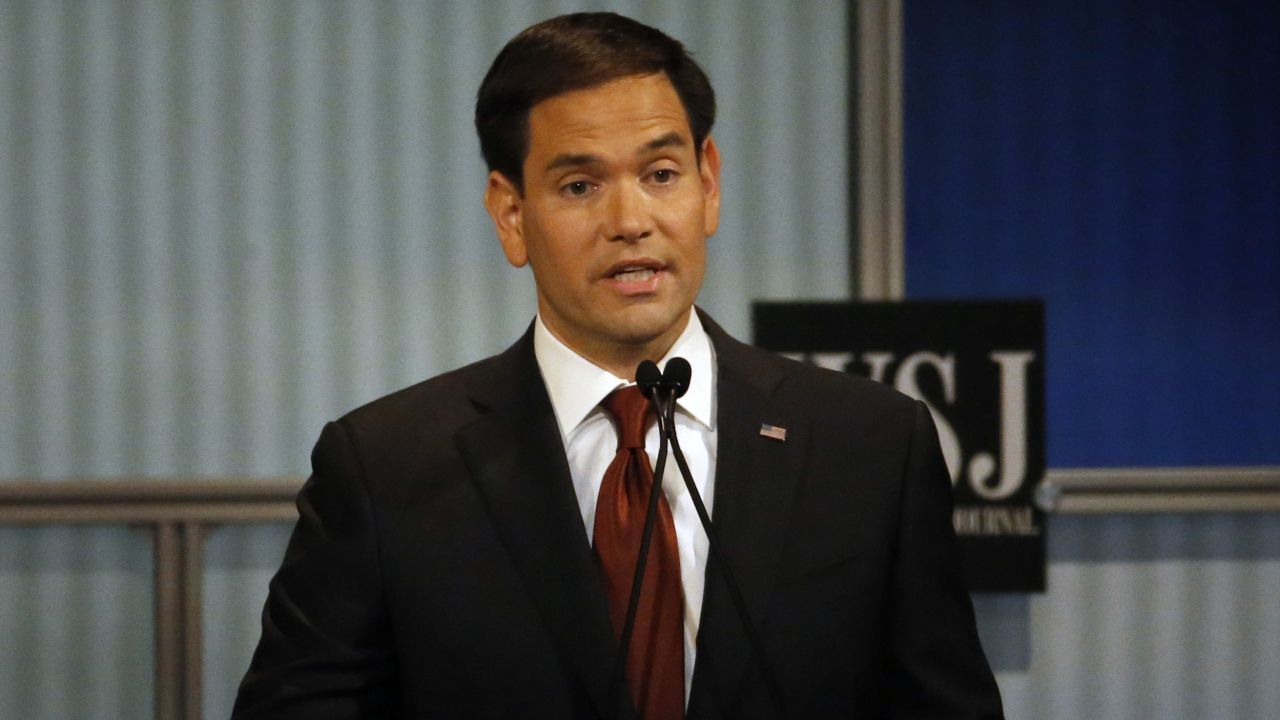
[{"xmin": 608, "ymin": 306, "xmax": 691, "ymax": 348}]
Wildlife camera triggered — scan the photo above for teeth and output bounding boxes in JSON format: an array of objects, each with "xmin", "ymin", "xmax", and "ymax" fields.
[{"xmin": 614, "ymin": 268, "xmax": 656, "ymax": 282}]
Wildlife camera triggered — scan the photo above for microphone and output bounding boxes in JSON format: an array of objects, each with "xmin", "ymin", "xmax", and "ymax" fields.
[
  {"xmin": 661, "ymin": 357, "xmax": 691, "ymax": 399},
  {"xmin": 635, "ymin": 359, "xmax": 663, "ymax": 399}
]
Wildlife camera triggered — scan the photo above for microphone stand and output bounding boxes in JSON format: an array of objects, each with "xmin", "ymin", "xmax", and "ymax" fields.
[
  {"xmin": 660, "ymin": 360, "xmax": 785, "ymax": 716},
  {"xmin": 607, "ymin": 359, "xmax": 785, "ymax": 717}
]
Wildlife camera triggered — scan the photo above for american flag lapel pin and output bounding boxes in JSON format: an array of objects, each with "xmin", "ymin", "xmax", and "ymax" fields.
[{"xmin": 759, "ymin": 423, "xmax": 787, "ymax": 442}]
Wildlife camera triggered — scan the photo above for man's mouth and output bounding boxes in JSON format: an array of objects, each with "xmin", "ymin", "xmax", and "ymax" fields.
[
  {"xmin": 613, "ymin": 267, "xmax": 657, "ymax": 282},
  {"xmin": 605, "ymin": 260, "xmax": 666, "ymax": 294}
]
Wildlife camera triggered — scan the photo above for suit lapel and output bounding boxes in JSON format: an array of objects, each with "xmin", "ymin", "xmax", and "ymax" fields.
[
  {"xmin": 690, "ymin": 313, "xmax": 806, "ymax": 715},
  {"xmin": 455, "ymin": 331, "xmax": 626, "ymax": 720},
  {"xmin": 454, "ymin": 316, "xmax": 801, "ymax": 717}
]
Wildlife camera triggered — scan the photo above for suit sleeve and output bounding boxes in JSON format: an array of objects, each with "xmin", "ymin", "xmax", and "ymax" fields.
[
  {"xmin": 884, "ymin": 401, "xmax": 1005, "ymax": 719},
  {"xmin": 231, "ymin": 420, "xmax": 398, "ymax": 719}
]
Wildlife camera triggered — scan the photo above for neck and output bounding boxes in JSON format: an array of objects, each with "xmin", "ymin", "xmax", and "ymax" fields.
[
  {"xmin": 541, "ymin": 312, "xmax": 690, "ymax": 381},
  {"xmin": 589, "ymin": 344, "xmax": 673, "ymax": 382}
]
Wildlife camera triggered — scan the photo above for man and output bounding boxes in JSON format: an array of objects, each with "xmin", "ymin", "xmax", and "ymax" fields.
[{"xmin": 233, "ymin": 12, "xmax": 1003, "ymax": 720}]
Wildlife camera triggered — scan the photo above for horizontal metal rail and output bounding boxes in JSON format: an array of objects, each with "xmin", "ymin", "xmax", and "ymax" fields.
[
  {"xmin": 0, "ymin": 477, "xmax": 303, "ymax": 524},
  {"xmin": 1037, "ymin": 466, "xmax": 1280, "ymax": 513}
]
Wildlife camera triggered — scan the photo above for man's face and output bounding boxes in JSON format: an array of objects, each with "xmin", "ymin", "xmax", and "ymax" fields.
[{"xmin": 485, "ymin": 73, "xmax": 721, "ymax": 370}]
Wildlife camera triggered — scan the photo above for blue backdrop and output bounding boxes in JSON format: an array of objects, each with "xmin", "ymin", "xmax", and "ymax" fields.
[{"xmin": 904, "ymin": 0, "xmax": 1279, "ymax": 467}]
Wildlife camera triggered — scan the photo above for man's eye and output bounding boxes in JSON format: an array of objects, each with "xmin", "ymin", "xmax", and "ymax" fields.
[
  {"xmin": 652, "ymin": 169, "xmax": 676, "ymax": 183},
  {"xmin": 563, "ymin": 181, "xmax": 593, "ymax": 196}
]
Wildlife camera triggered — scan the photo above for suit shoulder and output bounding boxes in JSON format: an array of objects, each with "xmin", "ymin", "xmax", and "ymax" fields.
[
  {"xmin": 333, "ymin": 353, "xmax": 498, "ymax": 437},
  {"xmin": 764, "ymin": 348, "xmax": 919, "ymax": 419},
  {"xmin": 708, "ymin": 319, "xmax": 918, "ymax": 424}
]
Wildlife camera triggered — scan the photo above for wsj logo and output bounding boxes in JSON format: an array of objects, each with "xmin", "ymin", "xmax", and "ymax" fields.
[{"xmin": 789, "ymin": 350, "xmax": 1035, "ymax": 501}]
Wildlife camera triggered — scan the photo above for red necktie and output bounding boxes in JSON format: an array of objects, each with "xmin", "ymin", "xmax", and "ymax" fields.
[{"xmin": 593, "ymin": 385, "xmax": 685, "ymax": 719}]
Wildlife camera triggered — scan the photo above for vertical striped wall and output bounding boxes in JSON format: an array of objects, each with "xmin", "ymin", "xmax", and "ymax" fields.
[
  {"xmin": 0, "ymin": 0, "xmax": 850, "ymax": 483},
  {"xmin": 0, "ymin": 2, "xmax": 848, "ymax": 718},
  {"xmin": 983, "ymin": 513, "xmax": 1280, "ymax": 719}
]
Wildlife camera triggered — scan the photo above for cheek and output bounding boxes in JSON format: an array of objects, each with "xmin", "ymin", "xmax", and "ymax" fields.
[
  {"xmin": 522, "ymin": 214, "xmax": 568, "ymax": 266},
  {"xmin": 665, "ymin": 203, "xmax": 710, "ymax": 264},
  {"xmin": 528, "ymin": 204, "xmax": 596, "ymax": 251},
  {"xmin": 523, "ymin": 222, "xmax": 597, "ymax": 289},
  {"xmin": 655, "ymin": 196, "xmax": 707, "ymax": 238},
  {"xmin": 685, "ymin": 243, "xmax": 707, "ymax": 285}
]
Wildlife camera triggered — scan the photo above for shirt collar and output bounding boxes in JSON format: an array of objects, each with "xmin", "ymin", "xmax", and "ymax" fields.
[{"xmin": 533, "ymin": 310, "xmax": 716, "ymax": 440}]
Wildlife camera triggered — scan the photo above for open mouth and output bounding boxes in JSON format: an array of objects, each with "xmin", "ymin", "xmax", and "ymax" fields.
[
  {"xmin": 605, "ymin": 259, "xmax": 666, "ymax": 294},
  {"xmin": 613, "ymin": 267, "xmax": 657, "ymax": 282}
]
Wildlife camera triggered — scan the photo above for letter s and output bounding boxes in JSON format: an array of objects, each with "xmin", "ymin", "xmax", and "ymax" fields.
[{"xmin": 894, "ymin": 352, "xmax": 962, "ymax": 485}]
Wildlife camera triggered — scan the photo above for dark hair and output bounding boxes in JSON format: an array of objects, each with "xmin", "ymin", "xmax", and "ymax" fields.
[{"xmin": 475, "ymin": 12, "xmax": 716, "ymax": 192}]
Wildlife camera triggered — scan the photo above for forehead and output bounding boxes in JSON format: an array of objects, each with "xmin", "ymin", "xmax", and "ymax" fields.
[{"xmin": 524, "ymin": 73, "xmax": 693, "ymax": 161}]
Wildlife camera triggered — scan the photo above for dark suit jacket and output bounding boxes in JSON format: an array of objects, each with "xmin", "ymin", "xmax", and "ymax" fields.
[{"xmin": 233, "ymin": 312, "xmax": 1003, "ymax": 719}]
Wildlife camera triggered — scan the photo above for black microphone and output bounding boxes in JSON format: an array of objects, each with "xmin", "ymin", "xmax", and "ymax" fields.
[
  {"xmin": 661, "ymin": 357, "xmax": 691, "ymax": 399},
  {"xmin": 636, "ymin": 359, "xmax": 663, "ymax": 399},
  {"xmin": 659, "ymin": 358, "xmax": 785, "ymax": 716}
]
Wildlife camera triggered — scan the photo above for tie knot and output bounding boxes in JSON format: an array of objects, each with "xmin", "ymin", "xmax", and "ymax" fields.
[{"xmin": 601, "ymin": 385, "xmax": 655, "ymax": 450}]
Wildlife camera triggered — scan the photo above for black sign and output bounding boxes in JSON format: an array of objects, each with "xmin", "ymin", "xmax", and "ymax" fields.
[{"xmin": 753, "ymin": 301, "xmax": 1046, "ymax": 592}]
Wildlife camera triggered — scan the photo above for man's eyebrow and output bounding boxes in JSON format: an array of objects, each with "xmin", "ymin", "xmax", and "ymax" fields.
[
  {"xmin": 641, "ymin": 131, "xmax": 686, "ymax": 154},
  {"xmin": 545, "ymin": 153, "xmax": 602, "ymax": 172},
  {"xmin": 543, "ymin": 133, "xmax": 688, "ymax": 173}
]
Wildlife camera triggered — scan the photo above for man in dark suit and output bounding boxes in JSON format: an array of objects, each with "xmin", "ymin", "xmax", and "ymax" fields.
[{"xmin": 233, "ymin": 12, "xmax": 1003, "ymax": 719}]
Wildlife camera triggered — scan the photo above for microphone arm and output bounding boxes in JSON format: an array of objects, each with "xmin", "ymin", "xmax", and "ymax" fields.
[
  {"xmin": 608, "ymin": 357, "xmax": 785, "ymax": 716},
  {"xmin": 659, "ymin": 359, "xmax": 786, "ymax": 715}
]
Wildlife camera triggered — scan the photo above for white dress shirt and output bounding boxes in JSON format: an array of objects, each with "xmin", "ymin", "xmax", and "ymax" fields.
[{"xmin": 533, "ymin": 311, "xmax": 717, "ymax": 700}]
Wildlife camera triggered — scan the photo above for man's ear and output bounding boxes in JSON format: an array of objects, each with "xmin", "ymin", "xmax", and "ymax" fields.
[
  {"xmin": 484, "ymin": 171, "xmax": 528, "ymax": 267},
  {"xmin": 699, "ymin": 135, "xmax": 722, "ymax": 237}
]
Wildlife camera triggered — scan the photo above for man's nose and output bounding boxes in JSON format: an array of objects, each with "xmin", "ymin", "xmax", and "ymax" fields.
[{"xmin": 604, "ymin": 181, "xmax": 652, "ymax": 242}]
